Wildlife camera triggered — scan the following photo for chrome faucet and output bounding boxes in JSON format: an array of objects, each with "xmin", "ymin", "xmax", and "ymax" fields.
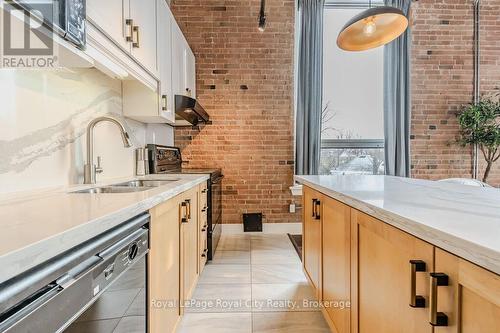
[{"xmin": 84, "ymin": 116, "xmax": 132, "ymax": 184}]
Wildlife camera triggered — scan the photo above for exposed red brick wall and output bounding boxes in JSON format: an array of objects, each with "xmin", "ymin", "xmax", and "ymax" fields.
[
  {"xmin": 170, "ymin": 0, "xmax": 298, "ymax": 224},
  {"xmin": 477, "ymin": 0, "xmax": 500, "ymax": 184},
  {"xmin": 411, "ymin": 0, "xmax": 500, "ymax": 185},
  {"xmin": 410, "ymin": 0, "xmax": 475, "ymax": 181}
]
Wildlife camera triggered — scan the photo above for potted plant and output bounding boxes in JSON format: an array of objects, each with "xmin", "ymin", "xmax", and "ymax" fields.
[{"xmin": 457, "ymin": 97, "xmax": 500, "ymax": 183}]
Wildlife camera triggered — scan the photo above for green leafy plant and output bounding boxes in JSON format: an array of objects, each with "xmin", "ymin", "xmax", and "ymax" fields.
[{"xmin": 457, "ymin": 98, "xmax": 500, "ymax": 182}]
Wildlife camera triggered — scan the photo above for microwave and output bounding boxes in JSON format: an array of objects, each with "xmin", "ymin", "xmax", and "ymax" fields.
[{"xmin": 12, "ymin": 0, "xmax": 86, "ymax": 49}]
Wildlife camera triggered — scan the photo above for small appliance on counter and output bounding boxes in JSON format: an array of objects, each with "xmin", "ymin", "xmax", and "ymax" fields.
[
  {"xmin": 135, "ymin": 147, "xmax": 150, "ymax": 176},
  {"xmin": 147, "ymin": 144, "xmax": 223, "ymax": 260}
]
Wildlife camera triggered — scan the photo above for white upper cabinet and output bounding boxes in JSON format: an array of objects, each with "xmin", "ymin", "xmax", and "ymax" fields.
[
  {"xmin": 157, "ymin": 0, "xmax": 174, "ymax": 122},
  {"xmin": 130, "ymin": 0, "xmax": 158, "ymax": 74},
  {"xmin": 171, "ymin": 21, "xmax": 187, "ymax": 98},
  {"xmin": 122, "ymin": 0, "xmax": 174, "ymax": 124},
  {"xmin": 87, "ymin": 0, "xmax": 196, "ymax": 124},
  {"xmin": 87, "ymin": 0, "xmax": 157, "ymax": 75},
  {"xmin": 172, "ymin": 20, "xmax": 196, "ymax": 99},
  {"xmin": 185, "ymin": 46, "xmax": 196, "ymax": 98},
  {"xmin": 87, "ymin": 0, "xmax": 130, "ymax": 50}
]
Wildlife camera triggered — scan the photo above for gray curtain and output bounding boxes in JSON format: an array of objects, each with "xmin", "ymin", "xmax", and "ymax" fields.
[
  {"xmin": 384, "ymin": 0, "xmax": 412, "ymax": 177},
  {"xmin": 295, "ymin": 0, "xmax": 325, "ymax": 175}
]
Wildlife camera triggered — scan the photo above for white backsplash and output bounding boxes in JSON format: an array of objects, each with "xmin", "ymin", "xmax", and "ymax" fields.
[{"xmin": 0, "ymin": 68, "xmax": 173, "ymax": 194}]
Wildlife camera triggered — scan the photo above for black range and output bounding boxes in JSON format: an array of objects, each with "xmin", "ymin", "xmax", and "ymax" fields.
[{"xmin": 147, "ymin": 145, "xmax": 223, "ymax": 260}]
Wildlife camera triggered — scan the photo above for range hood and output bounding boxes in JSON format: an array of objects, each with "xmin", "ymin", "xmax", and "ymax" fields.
[{"xmin": 174, "ymin": 95, "xmax": 211, "ymax": 127}]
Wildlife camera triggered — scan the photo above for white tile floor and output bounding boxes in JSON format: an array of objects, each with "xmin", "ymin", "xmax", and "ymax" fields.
[{"xmin": 177, "ymin": 233, "xmax": 331, "ymax": 333}]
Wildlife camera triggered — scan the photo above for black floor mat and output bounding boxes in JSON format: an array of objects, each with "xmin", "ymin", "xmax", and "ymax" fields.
[{"xmin": 287, "ymin": 234, "xmax": 302, "ymax": 260}]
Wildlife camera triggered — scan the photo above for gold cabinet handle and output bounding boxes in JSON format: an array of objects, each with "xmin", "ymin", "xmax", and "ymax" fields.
[
  {"xmin": 181, "ymin": 201, "xmax": 188, "ymax": 223},
  {"xmin": 409, "ymin": 260, "xmax": 426, "ymax": 308},
  {"xmin": 429, "ymin": 273, "xmax": 449, "ymax": 326},
  {"xmin": 125, "ymin": 19, "xmax": 134, "ymax": 42},
  {"xmin": 186, "ymin": 199, "xmax": 191, "ymax": 220},
  {"xmin": 161, "ymin": 95, "xmax": 168, "ymax": 111},
  {"xmin": 132, "ymin": 25, "xmax": 140, "ymax": 48}
]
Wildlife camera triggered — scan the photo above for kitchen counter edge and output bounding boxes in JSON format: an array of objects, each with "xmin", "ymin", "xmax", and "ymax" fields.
[
  {"xmin": 0, "ymin": 174, "xmax": 209, "ymax": 285},
  {"xmin": 295, "ymin": 175, "xmax": 500, "ymax": 276}
]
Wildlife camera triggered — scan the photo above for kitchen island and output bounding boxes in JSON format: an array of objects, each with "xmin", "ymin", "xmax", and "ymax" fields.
[{"xmin": 295, "ymin": 175, "xmax": 500, "ymax": 333}]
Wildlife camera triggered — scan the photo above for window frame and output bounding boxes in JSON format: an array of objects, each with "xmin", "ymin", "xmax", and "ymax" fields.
[
  {"xmin": 324, "ymin": 0, "xmax": 384, "ymax": 9},
  {"xmin": 321, "ymin": 139, "xmax": 385, "ymax": 149},
  {"xmin": 321, "ymin": 3, "xmax": 385, "ymax": 154}
]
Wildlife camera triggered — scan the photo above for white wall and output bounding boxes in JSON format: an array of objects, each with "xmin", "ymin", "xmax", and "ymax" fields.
[{"xmin": 0, "ymin": 68, "xmax": 173, "ymax": 194}]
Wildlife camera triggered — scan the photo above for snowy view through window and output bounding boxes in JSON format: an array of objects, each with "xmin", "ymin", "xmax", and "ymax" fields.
[{"xmin": 320, "ymin": 7, "xmax": 385, "ymax": 175}]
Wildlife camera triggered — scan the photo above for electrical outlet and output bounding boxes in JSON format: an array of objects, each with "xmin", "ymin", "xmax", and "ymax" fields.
[{"xmin": 289, "ymin": 203, "xmax": 296, "ymax": 213}]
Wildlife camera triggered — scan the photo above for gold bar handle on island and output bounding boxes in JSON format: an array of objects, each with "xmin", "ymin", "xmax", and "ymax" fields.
[
  {"xmin": 311, "ymin": 199, "xmax": 317, "ymax": 218},
  {"xmin": 429, "ymin": 272, "xmax": 449, "ymax": 326},
  {"xmin": 409, "ymin": 260, "xmax": 426, "ymax": 308}
]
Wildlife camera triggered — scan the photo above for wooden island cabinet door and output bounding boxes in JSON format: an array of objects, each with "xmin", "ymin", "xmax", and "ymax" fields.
[
  {"xmin": 322, "ymin": 197, "xmax": 351, "ymax": 333},
  {"xmin": 433, "ymin": 248, "xmax": 500, "ymax": 333},
  {"xmin": 149, "ymin": 195, "xmax": 182, "ymax": 333},
  {"xmin": 351, "ymin": 210, "xmax": 433, "ymax": 333},
  {"xmin": 303, "ymin": 186, "xmax": 322, "ymax": 294}
]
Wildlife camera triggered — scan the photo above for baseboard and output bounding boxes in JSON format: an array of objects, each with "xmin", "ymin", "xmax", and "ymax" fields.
[{"xmin": 221, "ymin": 222, "xmax": 302, "ymax": 235}]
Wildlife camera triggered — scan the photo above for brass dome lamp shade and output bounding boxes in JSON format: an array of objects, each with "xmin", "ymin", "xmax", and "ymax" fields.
[{"xmin": 337, "ymin": 5, "xmax": 409, "ymax": 51}]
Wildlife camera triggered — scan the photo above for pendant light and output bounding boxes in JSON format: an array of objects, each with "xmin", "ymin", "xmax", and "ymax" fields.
[
  {"xmin": 258, "ymin": 0, "xmax": 266, "ymax": 32},
  {"xmin": 337, "ymin": 0, "xmax": 408, "ymax": 51}
]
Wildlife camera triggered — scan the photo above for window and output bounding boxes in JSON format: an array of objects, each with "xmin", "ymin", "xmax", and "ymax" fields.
[{"xmin": 320, "ymin": 3, "xmax": 385, "ymax": 175}]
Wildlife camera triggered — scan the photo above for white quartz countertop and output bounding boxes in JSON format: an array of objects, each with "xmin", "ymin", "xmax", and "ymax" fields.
[
  {"xmin": 0, "ymin": 174, "xmax": 209, "ymax": 284},
  {"xmin": 295, "ymin": 175, "xmax": 500, "ymax": 275}
]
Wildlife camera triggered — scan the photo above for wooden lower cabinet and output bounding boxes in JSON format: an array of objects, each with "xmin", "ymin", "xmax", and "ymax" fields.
[
  {"xmin": 180, "ymin": 186, "xmax": 199, "ymax": 313},
  {"xmin": 302, "ymin": 185, "xmax": 500, "ymax": 333},
  {"xmin": 148, "ymin": 184, "xmax": 205, "ymax": 333},
  {"xmin": 434, "ymin": 248, "xmax": 500, "ymax": 333},
  {"xmin": 351, "ymin": 210, "xmax": 433, "ymax": 333},
  {"xmin": 149, "ymin": 194, "xmax": 182, "ymax": 333},
  {"xmin": 303, "ymin": 186, "xmax": 322, "ymax": 293},
  {"xmin": 322, "ymin": 196, "xmax": 351, "ymax": 333}
]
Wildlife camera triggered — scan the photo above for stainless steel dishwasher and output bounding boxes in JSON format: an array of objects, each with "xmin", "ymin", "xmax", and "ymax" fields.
[{"xmin": 0, "ymin": 213, "xmax": 150, "ymax": 333}]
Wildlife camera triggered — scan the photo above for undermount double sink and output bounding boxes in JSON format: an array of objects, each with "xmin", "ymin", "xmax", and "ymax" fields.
[{"xmin": 73, "ymin": 179, "xmax": 181, "ymax": 194}]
